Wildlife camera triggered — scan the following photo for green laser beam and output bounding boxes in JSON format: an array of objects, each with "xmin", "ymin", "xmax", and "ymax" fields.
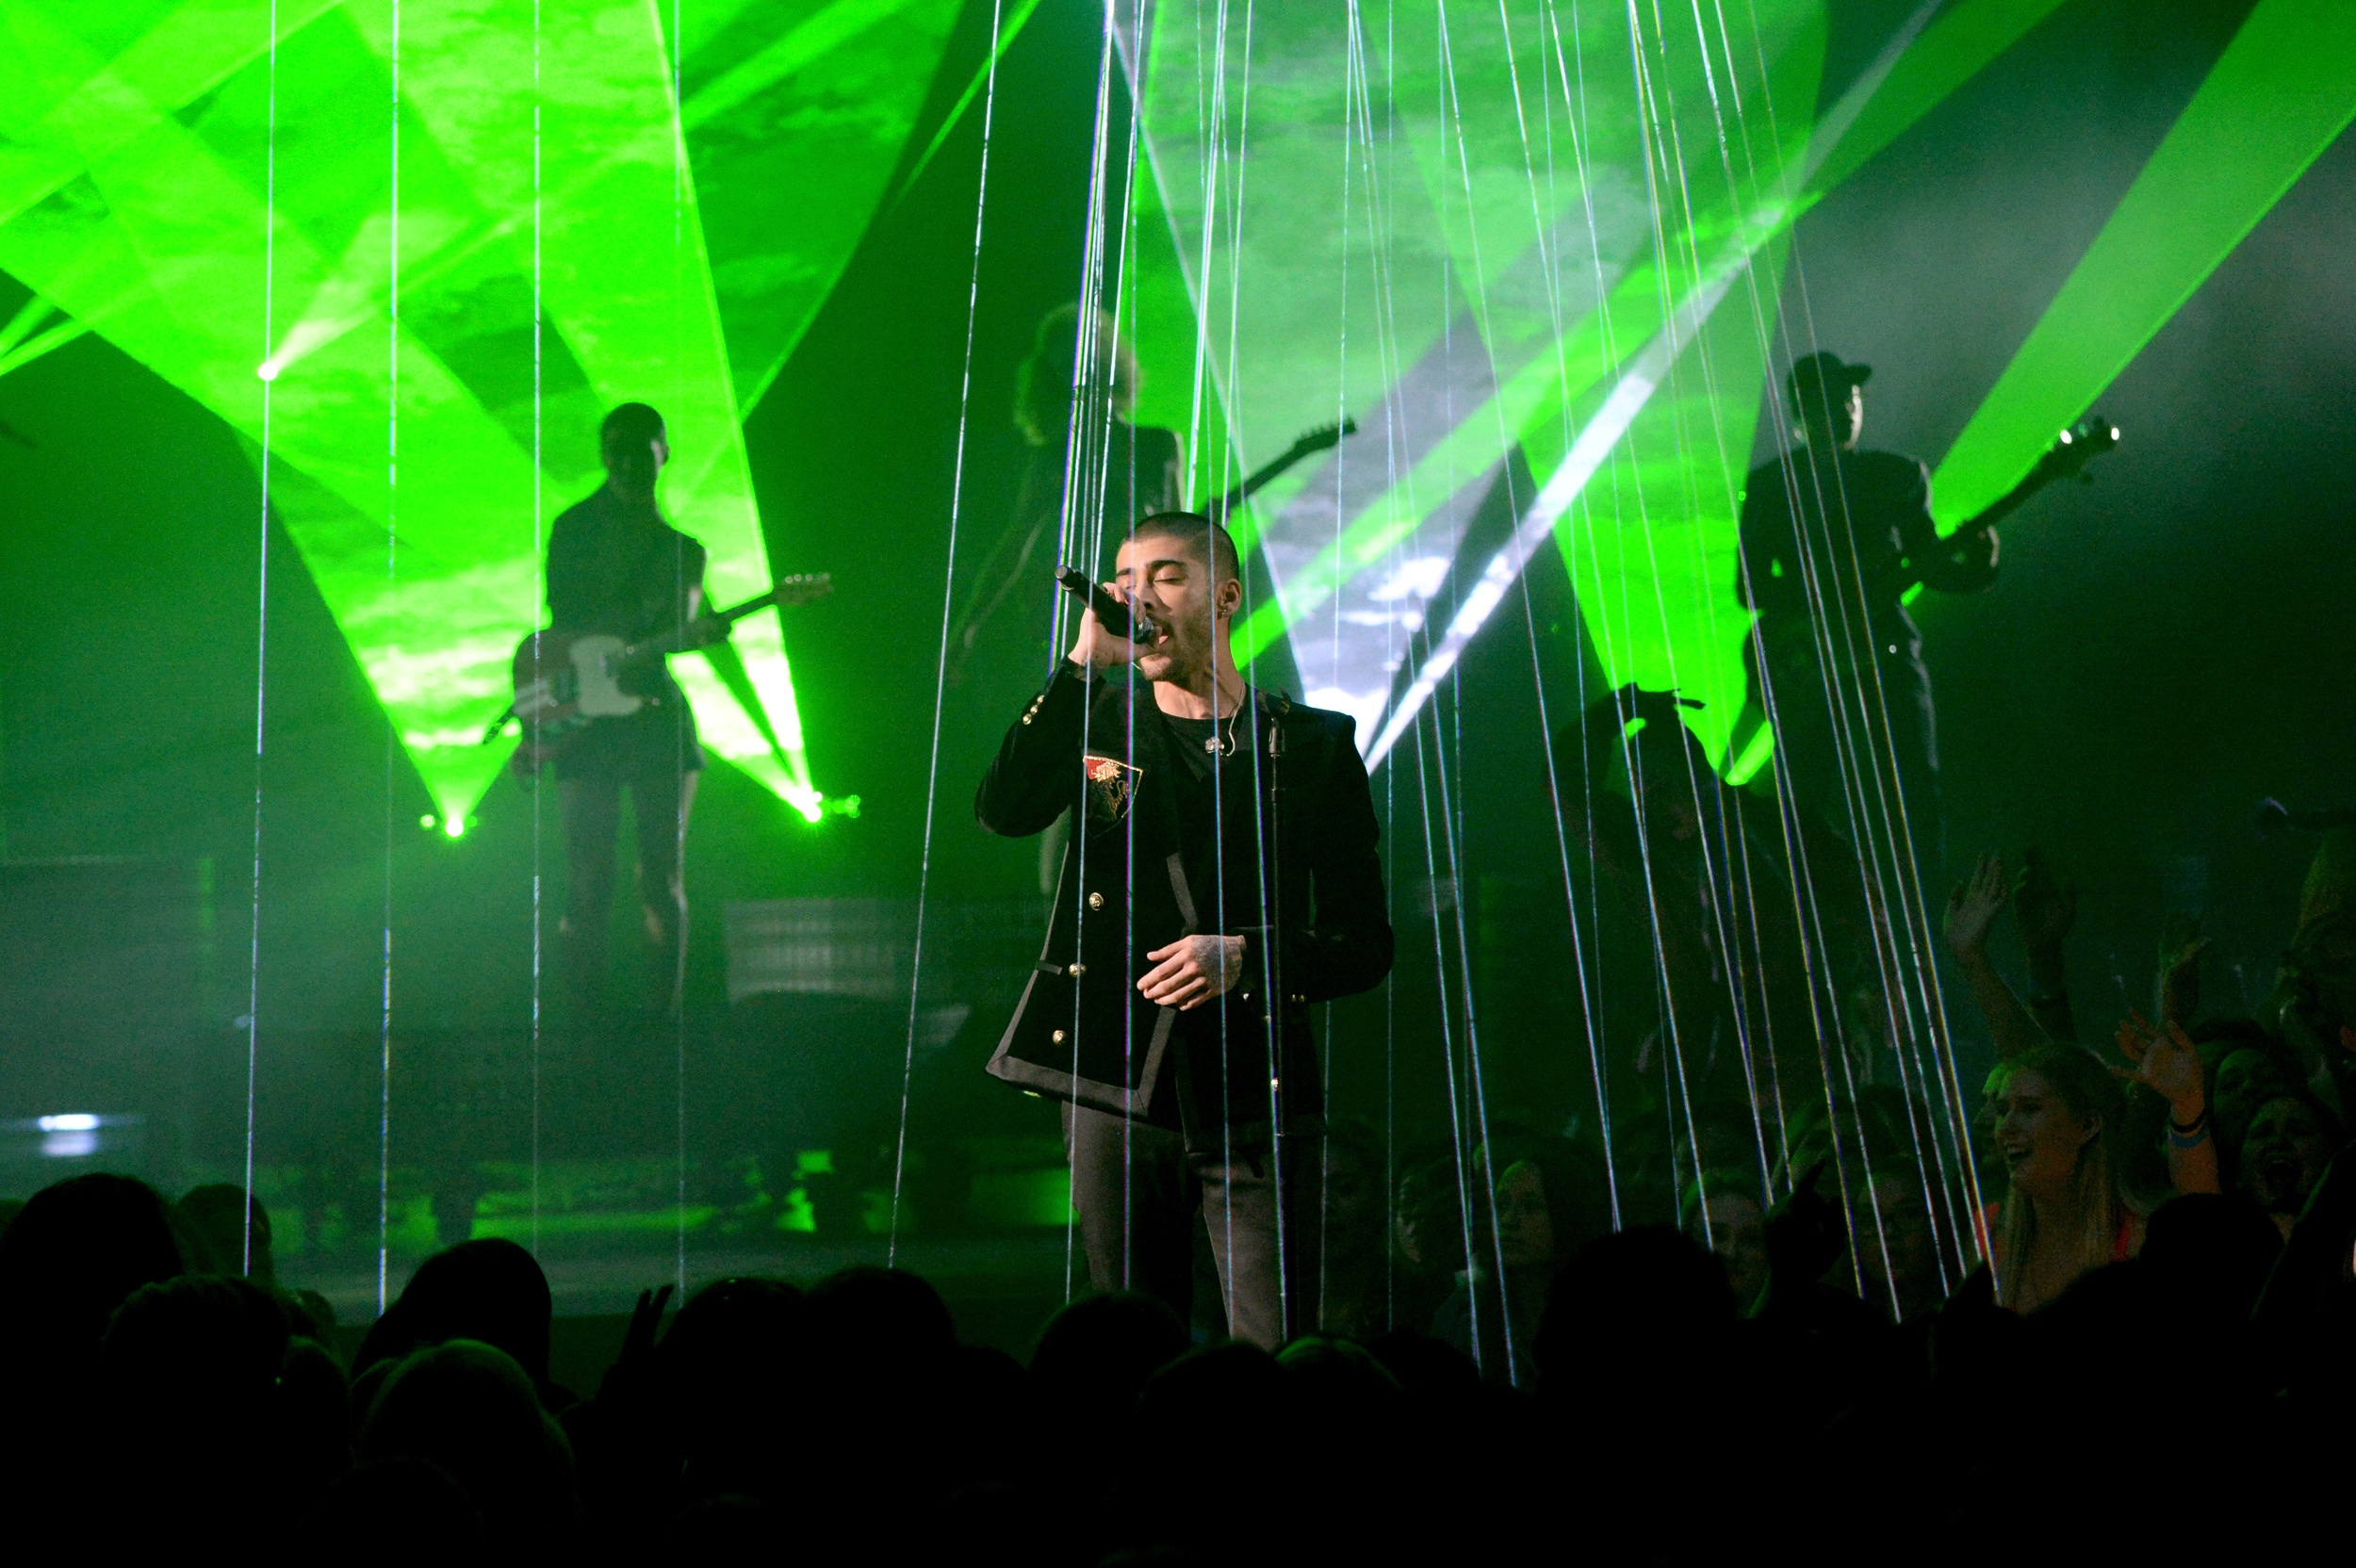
[
  {"xmin": 1803, "ymin": 0, "xmax": 2070, "ymax": 201},
  {"xmin": 880, "ymin": 0, "xmax": 1042, "ymax": 219},
  {"xmin": 0, "ymin": 291, "xmax": 59, "ymax": 356},
  {"xmin": 0, "ymin": 0, "xmax": 956, "ymax": 825},
  {"xmin": 0, "ymin": 309, "xmax": 88, "ymax": 377},
  {"xmin": 1134, "ymin": 0, "xmax": 2082, "ymax": 761},
  {"xmin": 1934, "ymin": 0, "xmax": 2356, "ymax": 523}
]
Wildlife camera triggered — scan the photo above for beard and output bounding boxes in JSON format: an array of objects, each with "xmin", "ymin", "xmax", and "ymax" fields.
[{"xmin": 1137, "ymin": 619, "xmax": 1216, "ymax": 685}]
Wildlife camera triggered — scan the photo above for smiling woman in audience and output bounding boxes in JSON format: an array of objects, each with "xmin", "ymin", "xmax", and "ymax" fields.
[{"xmin": 1985, "ymin": 1021, "xmax": 2219, "ymax": 1314}]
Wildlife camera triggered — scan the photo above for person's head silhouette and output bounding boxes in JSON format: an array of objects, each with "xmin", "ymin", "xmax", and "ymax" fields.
[
  {"xmin": 600, "ymin": 402, "xmax": 668, "ymax": 502},
  {"xmin": 1787, "ymin": 351, "xmax": 1870, "ymax": 451},
  {"xmin": 1015, "ymin": 303, "xmax": 1139, "ymax": 447}
]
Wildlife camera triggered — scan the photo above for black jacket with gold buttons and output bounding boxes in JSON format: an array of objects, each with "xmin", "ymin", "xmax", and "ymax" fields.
[{"xmin": 974, "ymin": 661, "xmax": 1392, "ymax": 1142}]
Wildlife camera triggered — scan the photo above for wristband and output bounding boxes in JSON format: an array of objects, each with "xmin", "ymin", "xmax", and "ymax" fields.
[{"xmin": 2166, "ymin": 1109, "xmax": 2209, "ymax": 1151}]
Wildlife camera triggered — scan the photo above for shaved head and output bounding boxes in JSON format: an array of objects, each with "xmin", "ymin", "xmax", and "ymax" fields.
[{"xmin": 1129, "ymin": 511, "xmax": 1240, "ymax": 588}]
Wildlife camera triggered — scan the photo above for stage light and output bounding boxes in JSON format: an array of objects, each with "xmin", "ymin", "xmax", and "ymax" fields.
[
  {"xmin": 789, "ymin": 791, "xmax": 823, "ymax": 825},
  {"xmin": 38, "ymin": 1111, "xmax": 106, "ymax": 1158},
  {"xmin": 7, "ymin": 1113, "xmax": 132, "ymax": 1161},
  {"xmin": 442, "ymin": 816, "xmax": 466, "ymax": 840},
  {"xmin": 255, "ymin": 360, "xmax": 279, "ymax": 382},
  {"xmin": 420, "ymin": 814, "xmax": 437, "ymax": 829}
]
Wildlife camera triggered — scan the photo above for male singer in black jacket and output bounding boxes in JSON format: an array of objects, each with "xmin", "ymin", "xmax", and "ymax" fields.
[{"xmin": 976, "ymin": 512, "xmax": 1393, "ymax": 1348}]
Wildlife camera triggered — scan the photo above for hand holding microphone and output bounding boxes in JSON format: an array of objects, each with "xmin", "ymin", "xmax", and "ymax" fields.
[{"xmin": 1056, "ymin": 566, "xmax": 1163, "ymax": 670}]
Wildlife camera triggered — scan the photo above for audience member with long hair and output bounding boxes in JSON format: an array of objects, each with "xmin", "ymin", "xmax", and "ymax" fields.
[{"xmin": 1985, "ymin": 1021, "xmax": 2218, "ymax": 1312}]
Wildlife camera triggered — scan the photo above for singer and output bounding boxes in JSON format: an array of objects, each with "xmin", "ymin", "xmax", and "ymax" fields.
[{"xmin": 974, "ymin": 512, "xmax": 1394, "ymax": 1348}]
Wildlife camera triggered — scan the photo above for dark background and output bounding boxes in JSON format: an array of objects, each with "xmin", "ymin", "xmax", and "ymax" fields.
[{"xmin": 0, "ymin": 0, "xmax": 2346, "ymax": 1229}]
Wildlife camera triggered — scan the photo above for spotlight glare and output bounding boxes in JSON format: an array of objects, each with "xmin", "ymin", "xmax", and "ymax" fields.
[
  {"xmin": 442, "ymin": 816, "xmax": 466, "ymax": 839},
  {"xmin": 255, "ymin": 360, "xmax": 279, "ymax": 382}
]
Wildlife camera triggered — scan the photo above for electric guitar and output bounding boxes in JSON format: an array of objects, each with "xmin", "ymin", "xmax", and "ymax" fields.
[
  {"xmin": 1203, "ymin": 416, "xmax": 1358, "ymax": 521},
  {"xmin": 2031, "ymin": 409, "xmax": 2118, "ymax": 473},
  {"xmin": 1874, "ymin": 414, "xmax": 2120, "ymax": 596},
  {"xmin": 502, "ymin": 575, "xmax": 833, "ymax": 772},
  {"xmin": 1959, "ymin": 412, "xmax": 2121, "ymax": 537}
]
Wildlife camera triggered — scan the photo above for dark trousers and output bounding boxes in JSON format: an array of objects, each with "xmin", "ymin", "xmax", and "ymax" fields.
[
  {"xmin": 1064, "ymin": 1102, "xmax": 1321, "ymax": 1349},
  {"xmin": 559, "ymin": 769, "xmax": 697, "ymax": 1016}
]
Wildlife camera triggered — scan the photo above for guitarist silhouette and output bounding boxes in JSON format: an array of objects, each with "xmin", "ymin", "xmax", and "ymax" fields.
[
  {"xmin": 946, "ymin": 302, "xmax": 1353, "ymax": 694},
  {"xmin": 545, "ymin": 402, "xmax": 728, "ymax": 1021},
  {"xmin": 1738, "ymin": 351, "xmax": 2117, "ymax": 866}
]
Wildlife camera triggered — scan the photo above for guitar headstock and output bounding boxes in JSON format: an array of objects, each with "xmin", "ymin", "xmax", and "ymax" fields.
[
  {"xmin": 2038, "ymin": 413, "xmax": 2120, "ymax": 482},
  {"xmin": 1287, "ymin": 416, "xmax": 1359, "ymax": 459},
  {"xmin": 773, "ymin": 572, "xmax": 835, "ymax": 608}
]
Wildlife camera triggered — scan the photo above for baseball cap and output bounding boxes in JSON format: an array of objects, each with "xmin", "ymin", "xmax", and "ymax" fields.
[{"xmin": 1786, "ymin": 351, "xmax": 1872, "ymax": 408}]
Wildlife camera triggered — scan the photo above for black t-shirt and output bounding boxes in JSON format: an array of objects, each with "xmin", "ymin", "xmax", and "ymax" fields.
[
  {"xmin": 1157, "ymin": 701, "xmax": 1282, "ymax": 1129},
  {"xmin": 1160, "ymin": 704, "xmax": 1271, "ymax": 939},
  {"xmin": 545, "ymin": 483, "xmax": 707, "ymax": 778},
  {"xmin": 548, "ymin": 483, "xmax": 708, "ymax": 636},
  {"xmin": 1737, "ymin": 446, "xmax": 1994, "ymax": 673}
]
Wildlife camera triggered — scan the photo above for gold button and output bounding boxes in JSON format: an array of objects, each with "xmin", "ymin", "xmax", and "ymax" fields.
[
  {"xmin": 1051, "ymin": 1029, "xmax": 1066, "ymax": 1044},
  {"xmin": 1068, "ymin": 963, "xmax": 1086, "ymax": 977},
  {"xmin": 1088, "ymin": 891, "xmax": 1104, "ymax": 910},
  {"xmin": 1021, "ymin": 715, "xmax": 1033, "ymax": 726}
]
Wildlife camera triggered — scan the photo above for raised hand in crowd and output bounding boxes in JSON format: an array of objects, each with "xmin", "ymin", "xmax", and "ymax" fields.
[
  {"xmin": 605, "ymin": 1282, "xmax": 673, "ymax": 1404},
  {"xmin": 1943, "ymin": 852, "xmax": 2048, "ymax": 1059},
  {"xmin": 2156, "ymin": 910, "xmax": 2210, "ymax": 1030},
  {"xmin": 1942, "ymin": 851, "xmax": 2005, "ymax": 960},
  {"xmin": 2012, "ymin": 844, "xmax": 2077, "ymax": 1041},
  {"xmin": 2114, "ymin": 1010, "xmax": 2220, "ymax": 1196}
]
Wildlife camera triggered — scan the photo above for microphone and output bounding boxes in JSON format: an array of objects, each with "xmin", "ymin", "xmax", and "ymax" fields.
[{"xmin": 1054, "ymin": 566, "xmax": 1143, "ymax": 642}]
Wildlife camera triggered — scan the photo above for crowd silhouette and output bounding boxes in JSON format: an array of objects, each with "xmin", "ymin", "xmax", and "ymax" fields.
[{"xmin": 3, "ymin": 825, "xmax": 2351, "ymax": 1557}]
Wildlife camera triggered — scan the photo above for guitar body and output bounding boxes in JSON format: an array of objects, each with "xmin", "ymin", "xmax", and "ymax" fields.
[
  {"xmin": 502, "ymin": 574, "xmax": 833, "ymax": 776},
  {"xmin": 509, "ymin": 629, "xmax": 655, "ymax": 773}
]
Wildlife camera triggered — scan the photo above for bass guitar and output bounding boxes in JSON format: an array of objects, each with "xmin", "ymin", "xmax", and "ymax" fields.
[
  {"xmin": 1954, "ymin": 412, "xmax": 2120, "ymax": 538},
  {"xmin": 1878, "ymin": 413, "xmax": 2120, "ymax": 596},
  {"xmin": 502, "ymin": 574, "xmax": 833, "ymax": 773}
]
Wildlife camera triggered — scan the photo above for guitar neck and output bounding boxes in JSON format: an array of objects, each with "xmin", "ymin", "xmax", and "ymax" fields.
[
  {"xmin": 712, "ymin": 587, "xmax": 781, "ymax": 627},
  {"xmin": 622, "ymin": 589, "xmax": 778, "ymax": 663},
  {"xmin": 1208, "ymin": 444, "xmax": 1319, "ymax": 518},
  {"xmin": 1955, "ymin": 466, "xmax": 2061, "ymax": 540},
  {"xmin": 1237, "ymin": 446, "xmax": 1313, "ymax": 501}
]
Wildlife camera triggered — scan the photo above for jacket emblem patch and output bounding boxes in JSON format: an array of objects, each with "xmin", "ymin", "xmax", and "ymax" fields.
[{"xmin": 1083, "ymin": 753, "xmax": 1142, "ymax": 825}]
